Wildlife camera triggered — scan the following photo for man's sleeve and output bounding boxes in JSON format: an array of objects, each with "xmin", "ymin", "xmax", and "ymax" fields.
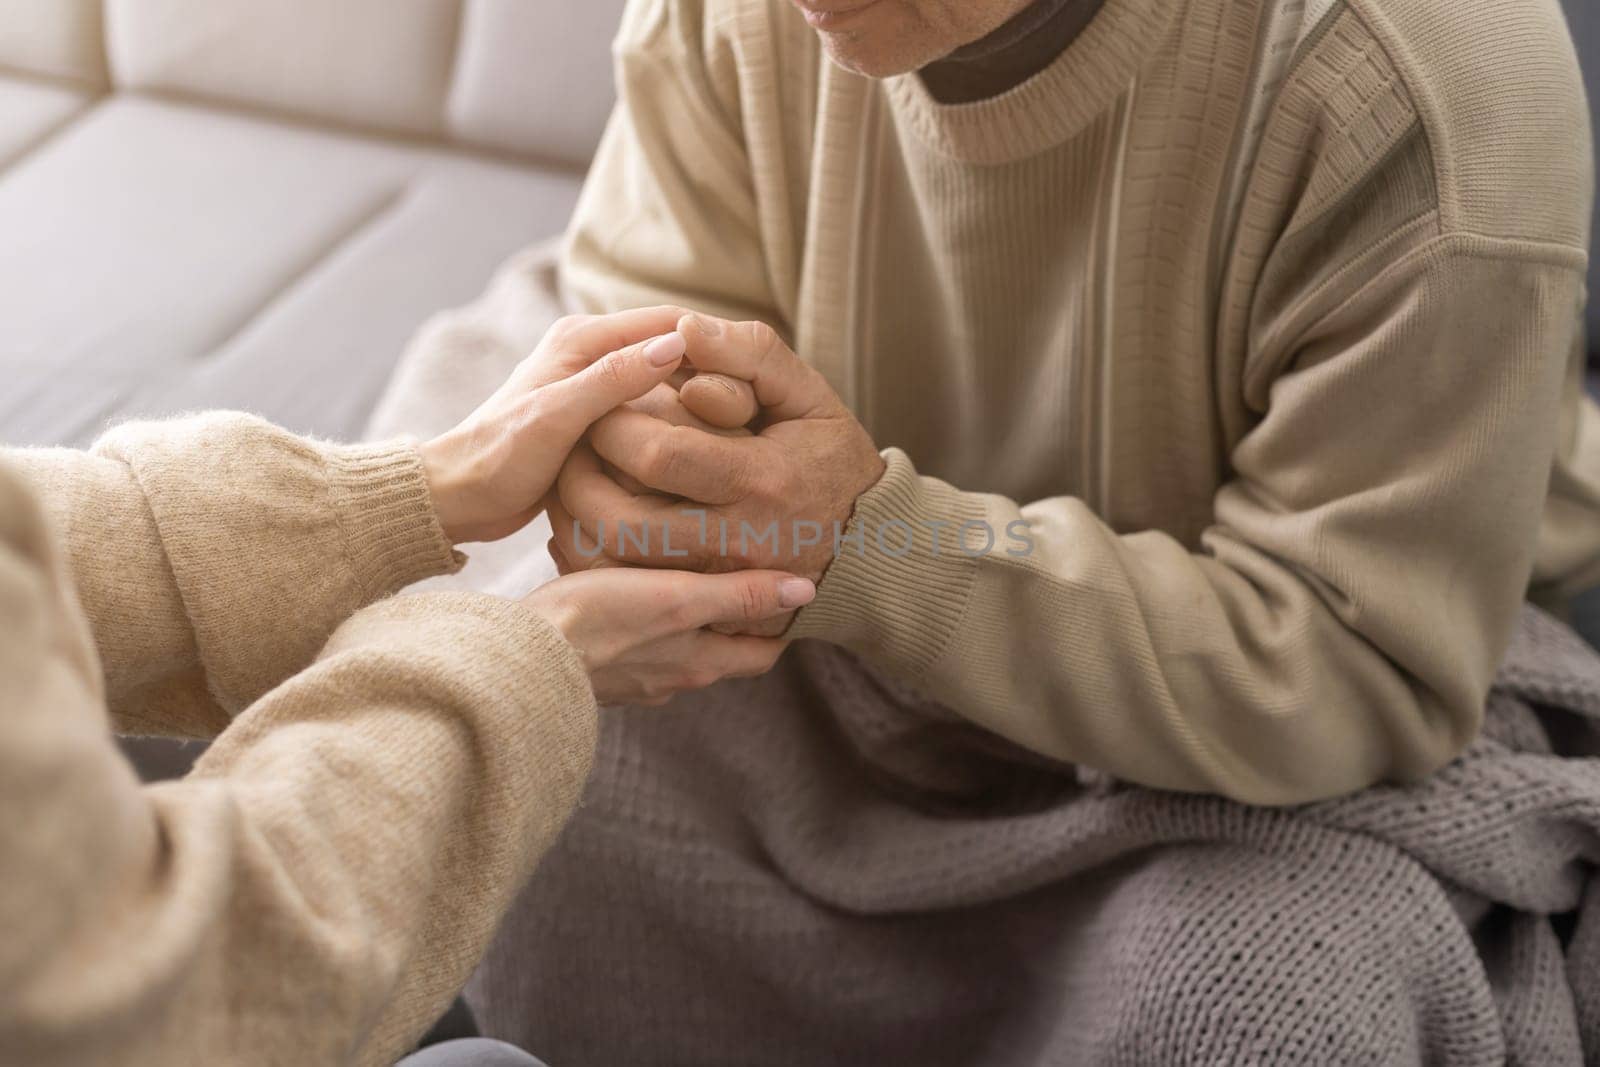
[
  {"xmin": 561, "ymin": 0, "xmax": 786, "ymax": 327},
  {"xmin": 791, "ymin": 238, "xmax": 1587, "ymax": 806},
  {"xmin": 7, "ymin": 414, "xmax": 462, "ymax": 738}
]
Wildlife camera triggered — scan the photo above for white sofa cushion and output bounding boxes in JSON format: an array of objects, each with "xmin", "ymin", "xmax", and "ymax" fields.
[
  {"xmin": 0, "ymin": 0, "xmax": 106, "ymax": 86},
  {"xmin": 103, "ymin": 0, "xmax": 626, "ymax": 161},
  {"xmin": 0, "ymin": 95, "xmax": 582, "ymax": 446},
  {"xmin": 105, "ymin": 0, "xmax": 462, "ymax": 138},
  {"xmin": 0, "ymin": 75, "xmax": 92, "ymax": 167},
  {"xmin": 447, "ymin": 0, "xmax": 627, "ymax": 166}
]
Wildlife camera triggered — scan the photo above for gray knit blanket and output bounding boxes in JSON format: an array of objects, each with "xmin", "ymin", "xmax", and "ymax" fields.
[
  {"xmin": 371, "ymin": 249, "xmax": 1600, "ymax": 1065},
  {"xmin": 450, "ymin": 607, "xmax": 1600, "ymax": 1065}
]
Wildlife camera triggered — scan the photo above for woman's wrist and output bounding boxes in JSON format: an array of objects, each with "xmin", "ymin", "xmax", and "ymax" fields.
[
  {"xmin": 417, "ymin": 431, "xmax": 521, "ymax": 547},
  {"xmin": 321, "ymin": 438, "xmax": 463, "ymax": 594},
  {"xmin": 418, "ymin": 433, "xmax": 473, "ymax": 545}
]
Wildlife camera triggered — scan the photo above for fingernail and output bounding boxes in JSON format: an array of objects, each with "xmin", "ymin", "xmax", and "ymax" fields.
[
  {"xmin": 778, "ymin": 578, "xmax": 816, "ymax": 610},
  {"xmin": 644, "ymin": 332, "xmax": 687, "ymax": 366},
  {"xmin": 692, "ymin": 313, "xmax": 722, "ymax": 338}
]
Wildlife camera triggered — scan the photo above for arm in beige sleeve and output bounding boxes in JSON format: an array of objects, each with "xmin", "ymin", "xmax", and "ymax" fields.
[
  {"xmin": 0, "ymin": 466, "xmax": 596, "ymax": 1065},
  {"xmin": 6, "ymin": 413, "xmax": 462, "ymax": 738},
  {"xmin": 561, "ymin": 0, "xmax": 785, "ymax": 327},
  {"xmin": 791, "ymin": 239, "xmax": 1586, "ymax": 805}
]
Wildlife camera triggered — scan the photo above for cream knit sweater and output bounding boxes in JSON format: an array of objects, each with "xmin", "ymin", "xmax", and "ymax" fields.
[
  {"xmin": 564, "ymin": 0, "xmax": 1598, "ymax": 804},
  {"xmin": 0, "ymin": 414, "xmax": 596, "ymax": 1066}
]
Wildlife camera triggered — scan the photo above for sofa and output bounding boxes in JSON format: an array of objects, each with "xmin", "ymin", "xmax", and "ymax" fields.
[
  {"xmin": 0, "ymin": 0, "xmax": 627, "ymax": 779},
  {"xmin": 4, "ymin": 0, "xmax": 1594, "ymax": 447},
  {"xmin": 4, "ymin": 2, "xmax": 1598, "ymax": 741},
  {"xmin": 0, "ymin": 0, "xmax": 624, "ymax": 449}
]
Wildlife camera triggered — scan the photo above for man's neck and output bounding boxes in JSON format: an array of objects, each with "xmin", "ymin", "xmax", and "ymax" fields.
[{"xmin": 919, "ymin": 0, "xmax": 1109, "ymax": 105}]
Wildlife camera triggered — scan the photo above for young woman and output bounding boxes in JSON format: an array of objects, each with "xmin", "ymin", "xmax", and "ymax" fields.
[{"xmin": 0, "ymin": 305, "xmax": 813, "ymax": 1066}]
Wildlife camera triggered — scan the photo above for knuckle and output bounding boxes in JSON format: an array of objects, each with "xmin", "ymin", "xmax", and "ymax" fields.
[
  {"xmin": 637, "ymin": 435, "xmax": 672, "ymax": 483},
  {"xmin": 737, "ymin": 579, "xmax": 768, "ymax": 620},
  {"xmin": 592, "ymin": 352, "xmax": 629, "ymax": 391},
  {"xmin": 547, "ymin": 314, "xmax": 587, "ymax": 343},
  {"xmin": 743, "ymin": 319, "xmax": 784, "ymax": 361},
  {"xmin": 641, "ymin": 427, "xmax": 689, "ymax": 484}
]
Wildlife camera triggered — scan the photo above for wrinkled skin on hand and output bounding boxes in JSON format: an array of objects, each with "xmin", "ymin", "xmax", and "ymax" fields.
[{"xmin": 550, "ymin": 313, "xmax": 887, "ymax": 637}]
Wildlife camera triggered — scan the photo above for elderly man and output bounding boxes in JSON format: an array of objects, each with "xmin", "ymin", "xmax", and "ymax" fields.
[{"xmin": 460, "ymin": 0, "xmax": 1600, "ymax": 1062}]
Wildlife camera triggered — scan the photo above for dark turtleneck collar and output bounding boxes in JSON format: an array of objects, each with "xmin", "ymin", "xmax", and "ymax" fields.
[{"xmin": 919, "ymin": 0, "xmax": 1110, "ymax": 105}]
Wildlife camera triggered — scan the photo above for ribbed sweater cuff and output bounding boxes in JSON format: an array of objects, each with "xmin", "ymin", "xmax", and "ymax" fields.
[
  {"xmin": 787, "ymin": 448, "xmax": 984, "ymax": 681},
  {"xmin": 324, "ymin": 440, "xmax": 464, "ymax": 601}
]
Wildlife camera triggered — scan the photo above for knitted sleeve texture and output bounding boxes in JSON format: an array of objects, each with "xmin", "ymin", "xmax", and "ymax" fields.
[
  {"xmin": 0, "ymin": 417, "xmax": 598, "ymax": 1065},
  {"xmin": 8, "ymin": 412, "xmax": 464, "ymax": 736}
]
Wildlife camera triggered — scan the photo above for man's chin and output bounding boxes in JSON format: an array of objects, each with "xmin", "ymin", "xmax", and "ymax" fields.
[{"xmin": 816, "ymin": 32, "xmax": 942, "ymax": 79}]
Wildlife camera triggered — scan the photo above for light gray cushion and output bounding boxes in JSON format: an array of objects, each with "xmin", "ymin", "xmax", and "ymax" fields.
[
  {"xmin": 0, "ymin": 74, "xmax": 92, "ymax": 168},
  {"xmin": 0, "ymin": 0, "xmax": 106, "ymax": 87},
  {"xmin": 105, "ymin": 0, "xmax": 462, "ymax": 139},
  {"xmin": 103, "ymin": 0, "xmax": 625, "ymax": 162},
  {"xmin": 446, "ymin": 0, "xmax": 628, "ymax": 166},
  {"xmin": 0, "ymin": 94, "xmax": 581, "ymax": 446}
]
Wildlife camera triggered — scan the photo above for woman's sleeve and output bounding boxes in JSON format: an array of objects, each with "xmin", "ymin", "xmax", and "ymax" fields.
[
  {"xmin": 0, "ymin": 462, "xmax": 597, "ymax": 1064},
  {"xmin": 6, "ymin": 413, "xmax": 463, "ymax": 738}
]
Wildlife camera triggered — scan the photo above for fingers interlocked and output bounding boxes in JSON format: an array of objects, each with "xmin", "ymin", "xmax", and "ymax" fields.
[{"xmin": 549, "ymin": 307, "xmax": 885, "ymax": 640}]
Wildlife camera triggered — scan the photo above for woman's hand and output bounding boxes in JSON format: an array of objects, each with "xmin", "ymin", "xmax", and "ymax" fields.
[
  {"xmin": 419, "ymin": 307, "xmax": 691, "ymax": 545},
  {"xmin": 524, "ymin": 567, "xmax": 815, "ymax": 705}
]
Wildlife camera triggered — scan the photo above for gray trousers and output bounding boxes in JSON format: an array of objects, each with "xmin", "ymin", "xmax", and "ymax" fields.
[{"xmin": 396, "ymin": 1038, "xmax": 548, "ymax": 1067}]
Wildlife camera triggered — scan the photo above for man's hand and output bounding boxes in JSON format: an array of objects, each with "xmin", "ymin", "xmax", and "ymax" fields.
[
  {"xmin": 599, "ymin": 380, "xmax": 753, "ymax": 496},
  {"xmin": 551, "ymin": 313, "xmax": 886, "ymax": 633}
]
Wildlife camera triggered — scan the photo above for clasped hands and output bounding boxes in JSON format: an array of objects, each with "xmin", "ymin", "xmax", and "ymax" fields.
[
  {"xmin": 549, "ymin": 312, "xmax": 886, "ymax": 638},
  {"xmin": 416, "ymin": 306, "xmax": 884, "ymax": 707}
]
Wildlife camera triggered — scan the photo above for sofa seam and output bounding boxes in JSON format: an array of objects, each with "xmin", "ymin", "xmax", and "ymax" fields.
[
  {"xmin": 0, "ymin": 94, "xmax": 106, "ymax": 180},
  {"xmin": 196, "ymin": 185, "xmax": 412, "ymax": 362}
]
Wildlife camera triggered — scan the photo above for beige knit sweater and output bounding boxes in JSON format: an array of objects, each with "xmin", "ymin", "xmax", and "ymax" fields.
[
  {"xmin": 564, "ymin": 0, "xmax": 1598, "ymax": 804},
  {"xmin": 0, "ymin": 414, "xmax": 596, "ymax": 1066}
]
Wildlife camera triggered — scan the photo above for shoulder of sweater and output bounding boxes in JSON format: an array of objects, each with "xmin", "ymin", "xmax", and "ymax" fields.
[
  {"xmin": 1323, "ymin": 0, "xmax": 1592, "ymax": 248},
  {"xmin": 613, "ymin": 0, "xmax": 799, "ymax": 63},
  {"xmin": 613, "ymin": 0, "xmax": 820, "ymax": 99}
]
